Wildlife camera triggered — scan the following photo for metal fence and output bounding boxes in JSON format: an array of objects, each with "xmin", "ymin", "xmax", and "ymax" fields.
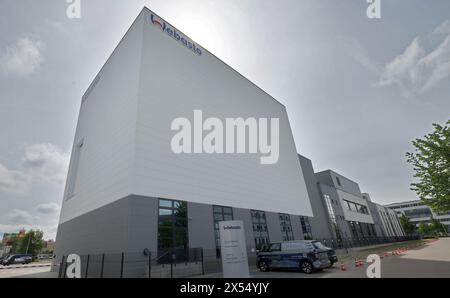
[
  {"xmin": 316, "ymin": 235, "xmax": 420, "ymax": 250},
  {"xmin": 55, "ymin": 236, "xmax": 418, "ymax": 278},
  {"xmin": 56, "ymin": 248, "xmax": 230, "ymax": 278}
]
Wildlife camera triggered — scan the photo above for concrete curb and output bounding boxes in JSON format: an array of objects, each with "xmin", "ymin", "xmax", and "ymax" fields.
[{"xmin": 0, "ymin": 264, "xmax": 51, "ymax": 270}]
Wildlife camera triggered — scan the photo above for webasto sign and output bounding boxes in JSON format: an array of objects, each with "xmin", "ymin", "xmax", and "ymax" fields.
[{"xmin": 151, "ymin": 14, "xmax": 202, "ymax": 56}]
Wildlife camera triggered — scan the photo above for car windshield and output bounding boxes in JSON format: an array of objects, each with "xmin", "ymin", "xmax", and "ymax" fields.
[{"xmin": 312, "ymin": 241, "xmax": 325, "ymax": 249}]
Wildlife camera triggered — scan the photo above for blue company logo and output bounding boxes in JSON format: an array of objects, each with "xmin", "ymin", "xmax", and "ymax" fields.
[{"xmin": 151, "ymin": 14, "xmax": 202, "ymax": 56}]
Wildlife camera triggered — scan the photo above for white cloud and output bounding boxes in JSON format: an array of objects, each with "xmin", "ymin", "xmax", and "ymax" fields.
[
  {"xmin": 377, "ymin": 20, "xmax": 450, "ymax": 97},
  {"xmin": 0, "ymin": 144, "xmax": 68, "ymax": 240},
  {"xmin": 434, "ymin": 20, "xmax": 450, "ymax": 35},
  {"xmin": 37, "ymin": 202, "xmax": 61, "ymax": 214},
  {"xmin": 0, "ymin": 163, "xmax": 29, "ymax": 194},
  {"xmin": 0, "ymin": 143, "xmax": 69, "ymax": 195},
  {"xmin": 0, "ymin": 37, "xmax": 44, "ymax": 76},
  {"xmin": 23, "ymin": 143, "xmax": 70, "ymax": 184},
  {"xmin": 339, "ymin": 37, "xmax": 381, "ymax": 75},
  {"xmin": 7, "ymin": 209, "xmax": 35, "ymax": 225}
]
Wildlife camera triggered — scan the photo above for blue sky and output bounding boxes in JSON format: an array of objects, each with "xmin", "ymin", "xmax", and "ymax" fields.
[{"xmin": 1, "ymin": 0, "xmax": 449, "ymax": 239}]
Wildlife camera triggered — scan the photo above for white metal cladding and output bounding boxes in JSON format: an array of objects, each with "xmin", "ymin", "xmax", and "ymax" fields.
[
  {"xmin": 337, "ymin": 189, "xmax": 374, "ymax": 224},
  {"xmin": 59, "ymin": 8, "xmax": 313, "ymax": 223}
]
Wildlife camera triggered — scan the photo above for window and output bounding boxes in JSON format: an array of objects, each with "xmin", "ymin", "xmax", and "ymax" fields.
[
  {"xmin": 344, "ymin": 200, "xmax": 369, "ymax": 215},
  {"xmin": 324, "ymin": 194, "xmax": 342, "ymax": 240},
  {"xmin": 404, "ymin": 208, "xmax": 432, "ymax": 219},
  {"xmin": 336, "ymin": 176, "xmax": 342, "ymax": 186},
  {"xmin": 66, "ymin": 139, "xmax": 84, "ymax": 199},
  {"xmin": 348, "ymin": 221, "xmax": 358, "ymax": 238},
  {"xmin": 251, "ymin": 210, "xmax": 270, "ymax": 250},
  {"xmin": 158, "ymin": 199, "xmax": 188, "ymax": 262},
  {"xmin": 279, "ymin": 214, "xmax": 294, "ymax": 241},
  {"xmin": 324, "ymin": 195, "xmax": 336, "ymax": 223},
  {"xmin": 300, "ymin": 216, "xmax": 313, "ymax": 240},
  {"xmin": 213, "ymin": 206, "xmax": 233, "ymax": 258},
  {"xmin": 269, "ymin": 243, "xmax": 281, "ymax": 252}
]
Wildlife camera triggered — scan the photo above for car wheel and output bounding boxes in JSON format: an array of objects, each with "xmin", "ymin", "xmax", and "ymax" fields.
[
  {"xmin": 300, "ymin": 261, "xmax": 314, "ymax": 274},
  {"xmin": 259, "ymin": 261, "xmax": 270, "ymax": 272}
]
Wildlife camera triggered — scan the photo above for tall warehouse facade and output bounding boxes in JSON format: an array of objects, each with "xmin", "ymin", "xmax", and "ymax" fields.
[{"xmin": 54, "ymin": 8, "xmax": 313, "ymax": 264}]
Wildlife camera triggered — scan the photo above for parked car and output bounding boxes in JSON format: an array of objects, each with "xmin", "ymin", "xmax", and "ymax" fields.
[
  {"xmin": 311, "ymin": 241, "xmax": 338, "ymax": 267},
  {"xmin": 1, "ymin": 254, "xmax": 33, "ymax": 266},
  {"xmin": 37, "ymin": 254, "xmax": 53, "ymax": 260},
  {"xmin": 257, "ymin": 240, "xmax": 331, "ymax": 274}
]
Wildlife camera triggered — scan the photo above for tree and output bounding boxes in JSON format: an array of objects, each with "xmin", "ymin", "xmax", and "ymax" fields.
[
  {"xmin": 399, "ymin": 214, "xmax": 416, "ymax": 235},
  {"xmin": 429, "ymin": 218, "xmax": 448, "ymax": 235},
  {"xmin": 10, "ymin": 237, "xmax": 21, "ymax": 253},
  {"xmin": 418, "ymin": 222, "xmax": 430, "ymax": 235},
  {"xmin": 406, "ymin": 120, "xmax": 450, "ymax": 213},
  {"xmin": 17, "ymin": 230, "xmax": 44, "ymax": 255}
]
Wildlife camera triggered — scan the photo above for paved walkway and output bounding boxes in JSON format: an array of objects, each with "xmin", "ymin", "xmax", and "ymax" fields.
[
  {"xmin": 4, "ymin": 238, "xmax": 450, "ymax": 278},
  {"xmin": 0, "ymin": 262, "xmax": 51, "ymax": 270},
  {"xmin": 199, "ymin": 238, "xmax": 450, "ymax": 278}
]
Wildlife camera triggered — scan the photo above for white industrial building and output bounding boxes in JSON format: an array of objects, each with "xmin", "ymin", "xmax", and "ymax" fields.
[
  {"xmin": 53, "ymin": 7, "xmax": 413, "ymax": 277},
  {"xmin": 54, "ymin": 7, "xmax": 313, "ymax": 264}
]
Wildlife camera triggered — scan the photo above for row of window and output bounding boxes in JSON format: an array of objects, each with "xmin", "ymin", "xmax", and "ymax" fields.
[
  {"xmin": 251, "ymin": 210, "xmax": 270, "ymax": 250},
  {"xmin": 403, "ymin": 208, "xmax": 432, "ymax": 219},
  {"xmin": 157, "ymin": 199, "xmax": 313, "ymax": 258},
  {"xmin": 389, "ymin": 202, "xmax": 425, "ymax": 209},
  {"xmin": 344, "ymin": 200, "xmax": 369, "ymax": 215}
]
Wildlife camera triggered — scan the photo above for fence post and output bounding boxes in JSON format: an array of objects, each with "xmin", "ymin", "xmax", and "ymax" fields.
[
  {"xmin": 120, "ymin": 252, "xmax": 124, "ymax": 278},
  {"xmin": 201, "ymin": 248, "xmax": 205, "ymax": 276},
  {"xmin": 148, "ymin": 252, "xmax": 151, "ymax": 279},
  {"xmin": 58, "ymin": 255, "xmax": 65, "ymax": 278},
  {"xmin": 85, "ymin": 254, "xmax": 90, "ymax": 278},
  {"xmin": 100, "ymin": 254, "xmax": 105, "ymax": 278},
  {"xmin": 170, "ymin": 255, "xmax": 174, "ymax": 278}
]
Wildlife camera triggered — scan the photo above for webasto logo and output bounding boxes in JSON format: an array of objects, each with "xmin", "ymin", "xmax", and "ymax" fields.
[{"xmin": 151, "ymin": 14, "xmax": 202, "ymax": 56}]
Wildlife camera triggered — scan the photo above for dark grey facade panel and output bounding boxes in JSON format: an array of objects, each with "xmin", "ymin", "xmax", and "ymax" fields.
[
  {"xmin": 298, "ymin": 155, "xmax": 334, "ymax": 239},
  {"xmin": 291, "ymin": 215, "xmax": 303, "ymax": 240},
  {"xmin": 265, "ymin": 212, "xmax": 283, "ymax": 242},
  {"xmin": 233, "ymin": 208, "xmax": 257, "ymax": 251},
  {"xmin": 317, "ymin": 183, "xmax": 352, "ymax": 239},
  {"xmin": 54, "ymin": 194, "xmax": 312, "ymax": 266},
  {"xmin": 367, "ymin": 201, "xmax": 386, "ymax": 237},
  {"xmin": 187, "ymin": 202, "xmax": 216, "ymax": 251}
]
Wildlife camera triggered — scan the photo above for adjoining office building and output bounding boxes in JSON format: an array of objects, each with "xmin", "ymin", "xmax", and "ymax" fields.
[
  {"xmin": 315, "ymin": 170, "xmax": 378, "ymax": 240},
  {"xmin": 53, "ymin": 7, "xmax": 315, "ymax": 266},
  {"xmin": 364, "ymin": 194, "xmax": 405, "ymax": 237},
  {"xmin": 385, "ymin": 200, "xmax": 450, "ymax": 233},
  {"xmin": 295, "ymin": 155, "xmax": 404, "ymax": 243}
]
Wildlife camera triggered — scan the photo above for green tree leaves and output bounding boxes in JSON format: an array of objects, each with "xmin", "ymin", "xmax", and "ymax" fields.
[
  {"xmin": 399, "ymin": 214, "xmax": 416, "ymax": 235},
  {"xmin": 17, "ymin": 230, "xmax": 44, "ymax": 255},
  {"xmin": 406, "ymin": 120, "xmax": 450, "ymax": 213}
]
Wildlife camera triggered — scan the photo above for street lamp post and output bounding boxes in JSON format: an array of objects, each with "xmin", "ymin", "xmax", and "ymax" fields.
[{"xmin": 25, "ymin": 232, "xmax": 32, "ymax": 254}]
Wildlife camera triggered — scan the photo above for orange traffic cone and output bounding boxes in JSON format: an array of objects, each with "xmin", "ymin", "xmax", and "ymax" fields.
[
  {"xmin": 355, "ymin": 259, "xmax": 360, "ymax": 268},
  {"xmin": 340, "ymin": 261, "xmax": 347, "ymax": 271}
]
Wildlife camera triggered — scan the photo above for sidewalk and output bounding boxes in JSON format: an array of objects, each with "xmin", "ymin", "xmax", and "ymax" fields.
[
  {"xmin": 15, "ymin": 270, "xmax": 58, "ymax": 278},
  {"xmin": 0, "ymin": 262, "xmax": 51, "ymax": 270}
]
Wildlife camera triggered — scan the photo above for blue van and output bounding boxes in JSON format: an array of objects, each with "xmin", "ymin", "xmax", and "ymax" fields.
[{"xmin": 257, "ymin": 240, "xmax": 331, "ymax": 274}]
